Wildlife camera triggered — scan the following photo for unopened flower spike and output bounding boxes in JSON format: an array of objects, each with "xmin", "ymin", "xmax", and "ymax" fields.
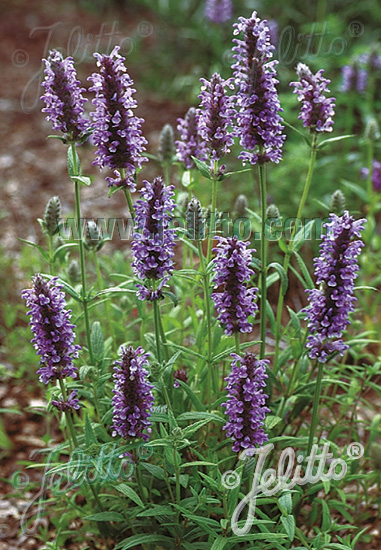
[
  {"xmin": 88, "ymin": 46, "xmax": 147, "ymax": 191},
  {"xmin": 41, "ymin": 50, "xmax": 89, "ymax": 143},
  {"xmin": 22, "ymin": 275, "xmax": 81, "ymax": 385},
  {"xmin": 42, "ymin": 196, "xmax": 61, "ymax": 236},
  {"xmin": 158, "ymin": 123, "xmax": 176, "ymax": 164}
]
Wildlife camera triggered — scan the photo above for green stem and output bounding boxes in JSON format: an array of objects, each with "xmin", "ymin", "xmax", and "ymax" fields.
[
  {"xmin": 93, "ymin": 251, "xmax": 114, "ymax": 347},
  {"xmin": 120, "ymin": 168, "xmax": 135, "ymax": 221},
  {"xmin": 307, "ymin": 361, "xmax": 324, "ymax": 455},
  {"xmin": 273, "ymin": 135, "xmax": 318, "ymax": 372},
  {"xmin": 71, "ymin": 143, "xmax": 94, "ymax": 366},
  {"xmin": 207, "ymin": 165, "xmax": 218, "ymax": 265},
  {"xmin": 59, "ymin": 379, "xmax": 78, "ymax": 448},
  {"xmin": 173, "ymin": 446, "xmax": 181, "ymax": 507},
  {"xmin": 163, "ymin": 162, "xmax": 171, "ymax": 187},
  {"xmin": 366, "ymin": 139, "xmax": 374, "ymax": 212},
  {"xmin": 258, "ymin": 162, "xmax": 267, "ymax": 360},
  {"xmin": 48, "ymin": 235, "xmax": 54, "ymax": 275},
  {"xmin": 234, "ymin": 332, "xmax": 240, "ymax": 355},
  {"xmin": 157, "ymin": 302, "xmax": 169, "ymax": 362},
  {"xmin": 153, "ymin": 297, "xmax": 162, "ymax": 365},
  {"xmin": 198, "ymin": 241, "xmax": 214, "ymax": 411}
]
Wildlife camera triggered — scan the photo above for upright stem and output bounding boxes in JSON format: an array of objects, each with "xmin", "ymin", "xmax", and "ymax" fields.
[
  {"xmin": 207, "ymin": 165, "xmax": 218, "ymax": 265},
  {"xmin": 198, "ymin": 241, "xmax": 214, "ymax": 411},
  {"xmin": 273, "ymin": 135, "xmax": 318, "ymax": 372},
  {"xmin": 234, "ymin": 332, "xmax": 240, "ymax": 355},
  {"xmin": 48, "ymin": 235, "xmax": 54, "ymax": 275},
  {"xmin": 307, "ymin": 361, "xmax": 324, "ymax": 455},
  {"xmin": 152, "ymin": 296, "xmax": 162, "ymax": 365},
  {"xmin": 93, "ymin": 251, "xmax": 114, "ymax": 347},
  {"xmin": 71, "ymin": 143, "xmax": 94, "ymax": 366},
  {"xmin": 258, "ymin": 162, "xmax": 267, "ymax": 360},
  {"xmin": 120, "ymin": 168, "xmax": 135, "ymax": 221},
  {"xmin": 58, "ymin": 379, "xmax": 78, "ymax": 448},
  {"xmin": 366, "ymin": 139, "xmax": 374, "ymax": 212}
]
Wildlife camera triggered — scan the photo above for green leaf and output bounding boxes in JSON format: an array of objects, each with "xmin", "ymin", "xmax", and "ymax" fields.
[
  {"xmin": 85, "ymin": 414, "xmax": 97, "ymax": 447},
  {"xmin": 293, "ymin": 250, "xmax": 314, "ymax": 289},
  {"xmin": 177, "ymin": 412, "xmax": 224, "ymax": 424},
  {"xmin": 283, "ymin": 121, "xmax": 312, "ymax": 147},
  {"xmin": 162, "ymin": 290, "xmax": 178, "ymax": 306},
  {"xmin": 191, "ymin": 156, "xmax": 212, "ymax": 180},
  {"xmin": 175, "ymin": 380, "xmax": 205, "ymax": 412},
  {"xmin": 168, "ymin": 342, "xmax": 207, "ymax": 361},
  {"xmin": 47, "ymin": 134, "xmax": 67, "ymax": 143},
  {"xmin": 317, "ymin": 134, "xmax": 356, "ymax": 149},
  {"xmin": 52, "ymin": 242, "xmax": 79, "ymax": 262},
  {"xmin": 181, "ymin": 170, "xmax": 192, "ymax": 188},
  {"xmin": 116, "ymin": 484, "xmax": 144, "ymax": 508},
  {"xmin": 290, "ymin": 219, "xmax": 316, "ymax": 252},
  {"xmin": 67, "ymin": 145, "xmax": 80, "ymax": 176},
  {"xmin": 221, "ymin": 168, "xmax": 252, "ymax": 180},
  {"xmin": 281, "ymin": 515, "xmax": 295, "ymax": 541},
  {"xmin": 115, "ymin": 534, "xmax": 174, "ymax": 550},
  {"xmin": 85, "ymin": 512, "xmax": 124, "ymax": 522},
  {"xmin": 265, "ymin": 415, "xmax": 282, "ymax": 430},
  {"xmin": 210, "ymin": 536, "xmax": 229, "ymax": 550},
  {"xmin": 182, "ymin": 418, "xmax": 212, "ymax": 437},
  {"xmin": 18, "ymin": 238, "xmax": 49, "ymax": 262},
  {"xmin": 267, "ymin": 262, "xmax": 288, "ymax": 296},
  {"xmin": 341, "ymin": 179, "xmax": 368, "ymax": 202},
  {"xmin": 278, "ymin": 492, "xmax": 293, "ymax": 515},
  {"xmin": 141, "ymin": 462, "xmax": 166, "ymax": 480},
  {"xmin": 91, "ymin": 321, "xmax": 104, "ymax": 363},
  {"xmin": 286, "ymin": 306, "xmax": 301, "ymax": 337},
  {"xmin": 70, "ymin": 175, "xmax": 92, "ymax": 186},
  {"xmin": 37, "ymin": 274, "xmax": 82, "ymax": 302},
  {"xmin": 136, "ymin": 505, "xmax": 176, "ymax": 517}
]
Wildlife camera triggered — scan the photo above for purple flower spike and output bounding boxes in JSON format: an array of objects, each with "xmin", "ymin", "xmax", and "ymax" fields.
[
  {"xmin": 22, "ymin": 275, "xmax": 81, "ymax": 385},
  {"xmin": 41, "ymin": 50, "xmax": 89, "ymax": 142},
  {"xmin": 111, "ymin": 346, "xmax": 154, "ymax": 441},
  {"xmin": 304, "ymin": 211, "xmax": 366, "ymax": 363},
  {"xmin": 211, "ymin": 236, "xmax": 258, "ymax": 335},
  {"xmin": 341, "ymin": 64, "xmax": 368, "ymax": 94},
  {"xmin": 231, "ymin": 11, "xmax": 285, "ymax": 165},
  {"xmin": 198, "ymin": 73, "xmax": 235, "ymax": 162},
  {"xmin": 175, "ymin": 107, "xmax": 208, "ymax": 170},
  {"xmin": 222, "ymin": 353, "xmax": 270, "ymax": 454},
  {"xmin": 88, "ymin": 46, "xmax": 147, "ymax": 190},
  {"xmin": 51, "ymin": 390, "xmax": 80, "ymax": 412},
  {"xmin": 131, "ymin": 177, "xmax": 176, "ymax": 300},
  {"xmin": 290, "ymin": 63, "xmax": 336, "ymax": 133},
  {"xmin": 205, "ymin": 0, "xmax": 233, "ymax": 24},
  {"xmin": 361, "ymin": 160, "xmax": 381, "ymax": 192}
]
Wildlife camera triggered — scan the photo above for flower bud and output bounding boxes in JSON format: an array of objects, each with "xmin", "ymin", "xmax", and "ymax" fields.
[
  {"xmin": 158, "ymin": 123, "xmax": 175, "ymax": 164},
  {"xmin": 234, "ymin": 194, "xmax": 248, "ymax": 217},
  {"xmin": 364, "ymin": 118, "xmax": 380, "ymax": 142},
  {"xmin": 84, "ymin": 220, "xmax": 103, "ymax": 251},
  {"xmin": 186, "ymin": 198, "xmax": 204, "ymax": 240},
  {"xmin": 266, "ymin": 203, "xmax": 280, "ymax": 219},
  {"xmin": 67, "ymin": 260, "xmax": 80, "ymax": 285},
  {"xmin": 330, "ymin": 190, "xmax": 345, "ymax": 215},
  {"xmin": 43, "ymin": 196, "xmax": 61, "ymax": 236}
]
